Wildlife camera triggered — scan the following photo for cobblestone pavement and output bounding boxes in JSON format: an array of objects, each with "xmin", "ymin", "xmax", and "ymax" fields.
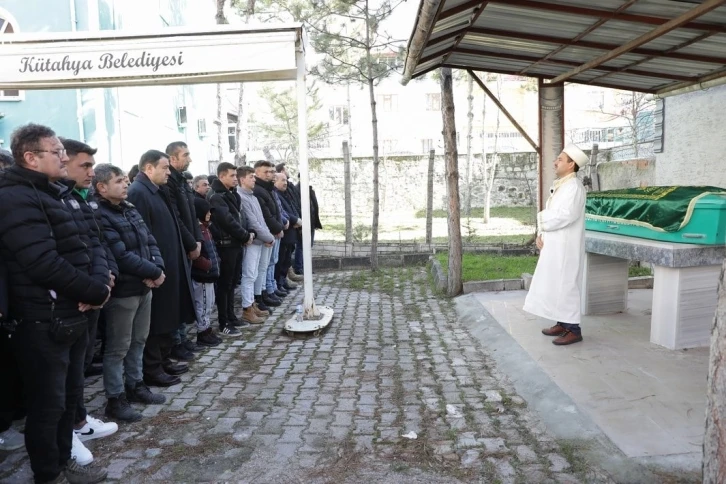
[{"xmin": 0, "ymin": 267, "xmax": 615, "ymax": 483}]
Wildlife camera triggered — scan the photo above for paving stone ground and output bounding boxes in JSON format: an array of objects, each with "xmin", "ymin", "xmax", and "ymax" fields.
[{"xmin": 0, "ymin": 267, "xmax": 615, "ymax": 483}]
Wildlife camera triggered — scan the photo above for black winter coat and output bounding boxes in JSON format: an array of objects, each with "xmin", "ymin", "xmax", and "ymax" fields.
[
  {"xmin": 253, "ymin": 178, "xmax": 285, "ymax": 235},
  {"xmin": 69, "ymin": 188, "xmax": 119, "ymax": 279},
  {"xmin": 0, "ymin": 260, "xmax": 8, "ymax": 321},
  {"xmin": 310, "ymin": 186, "xmax": 323, "ymax": 230},
  {"xmin": 207, "ymin": 179, "xmax": 251, "ymax": 247},
  {"xmin": 0, "ymin": 165, "xmax": 110, "ymax": 321},
  {"xmin": 127, "ymin": 173, "xmax": 196, "ymax": 334},
  {"xmin": 276, "ymin": 188, "xmax": 299, "ymax": 244},
  {"xmin": 167, "ymin": 166, "xmax": 203, "ymax": 253},
  {"xmin": 96, "ymin": 196, "xmax": 165, "ymax": 298}
]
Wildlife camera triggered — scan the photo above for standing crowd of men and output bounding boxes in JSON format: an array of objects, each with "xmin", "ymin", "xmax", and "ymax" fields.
[{"xmin": 0, "ymin": 123, "xmax": 322, "ymax": 484}]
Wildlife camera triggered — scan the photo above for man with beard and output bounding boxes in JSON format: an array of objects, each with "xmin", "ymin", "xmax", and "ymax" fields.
[
  {"xmin": 165, "ymin": 142, "xmax": 202, "ymax": 361},
  {"xmin": 127, "ymin": 150, "xmax": 196, "ymax": 386}
]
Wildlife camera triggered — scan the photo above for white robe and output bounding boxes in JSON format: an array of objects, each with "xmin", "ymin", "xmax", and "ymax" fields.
[{"xmin": 523, "ymin": 175, "xmax": 586, "ymax": 325}]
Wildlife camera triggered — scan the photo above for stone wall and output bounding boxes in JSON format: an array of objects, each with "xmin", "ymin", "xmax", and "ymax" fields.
[
  {"xmin": 597, "ymin": 158, "xmax": 656, "ymax": 190},
  {"xmin": 311, "ymin": 152, "xmax": 539, "ymax": 217}
]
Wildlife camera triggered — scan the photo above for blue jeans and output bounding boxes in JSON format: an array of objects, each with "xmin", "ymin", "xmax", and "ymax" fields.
[
  {"xmin": 103, "ymin": 292, "xmax": 152, "ymax": 397},
  {"xmin": 255, "ymin": 245, "xmax": 272, "ymax": 296},
  {"xmin": 293, "ymin": 229, "xmax": 315, "ymax": 274},
  {"xmin": 266, "ymin": 239, "xmax": 280, "ymax": 294},
  {"xmin": 559, "ymin": 322, "xmax": 581, "ymax": 335}
]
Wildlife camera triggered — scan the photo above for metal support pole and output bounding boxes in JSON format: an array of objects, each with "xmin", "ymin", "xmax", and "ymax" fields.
[
  {"xmin": 296, "ymin": 48, "xmax": 319, "ymax": 318},
  {"xmin": 538, "ymin": 80, "xmax": 564, "ymax": 210}
]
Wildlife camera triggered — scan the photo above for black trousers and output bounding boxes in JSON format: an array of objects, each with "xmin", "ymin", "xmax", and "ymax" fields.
[
  {"xmin": 75, "ymin": 309, "xmax": 100, "ymax": 425},
  {"xmin": 14, "ymin": 319, "xmax": 88, "ymax": 483},
  {"xmin": 0, "ymin": 327, "xmax": 24, "ymax": 432},
  {"xmin": 276, "ymin": 242, "xmax": 295, "ymax": 285},
  {"xmin": 216, "ymin": 246, "xmax": 242, "ymax": 329},
  {"xmin": 142, "ymin": 332, "xmax": 174, "ymax": 376}
]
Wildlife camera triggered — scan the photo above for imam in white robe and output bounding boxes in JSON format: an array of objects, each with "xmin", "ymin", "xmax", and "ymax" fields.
[{"xmin": 523, "ymin": 174, "xmax": 586, "ymax": 325}]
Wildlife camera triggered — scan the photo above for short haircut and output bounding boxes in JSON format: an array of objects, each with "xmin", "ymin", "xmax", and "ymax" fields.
[
  {"xmin": 10, "ymin": 123, "xmax": 56, "ymax": 166},
  {"xmin": 236, "ymin": 166, "xmax": 254, "ymax": 179},
  {"xmin": 59, "ymin": 138, "xmax": 97, "ymax": 157},
  {"xmin": 275, "ymin": 162, "xmax": 286, "ymax": 173},
  {"xmin": 217, "ymin": 162, "xmax": 237, "ymax": 176},
  {"xmin": 128, "ymin": 165, "xmax": 140, "ymax": 183},
  {"xmin": 0, "ymin": 149, "xmax": 14, "ymax": 168},
  {"xmin": 139, "ymin": 150, "xmax": 169, "ymax": 172},
  {"xmin": 192, "ymin": 174, "xmax": 208, "ymax": 188},
  {"xmin": 254, "ymin": 160, "xmax": 274, "ymax": 169},
  {"xmin": 165, "ymin": 141, "xmax": 188, "ymax": 157},
  {"xmin": 93, "ymin": 163, "xmax": 124, "ymax": 189},
  {"xmin": 182, "ymin": 170, "xmax": 193, "ymax": 181}
]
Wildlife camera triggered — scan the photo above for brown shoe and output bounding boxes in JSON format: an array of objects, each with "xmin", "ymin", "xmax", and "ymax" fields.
[
  {"xmin": 542, "ymin": 323, "xmax": 567, "ymax": 337},
  {"xmin": 242, "ymin": 307, "xmax": 265, "ymax": 324},
  {"xmin": 553, "ymin": 331, "xmax": 583, "ymax": 346},
  {"xmin": 252, "ymin": 302, "xmax": 269, "ymax": 317},
  {"xmin": 288, "ymin": 268, "xmax": 304, "ymax": 282}
]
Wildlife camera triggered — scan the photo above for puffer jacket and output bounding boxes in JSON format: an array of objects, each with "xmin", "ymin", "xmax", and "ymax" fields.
[
  {"xmin": 69, "ymin": 187, "xmax": 119, "ymax": 279},
  {"xmin": 96, "ymin": 196, "xmax": 165, "ymax": 298},
  {"xmin": 253, "ymin": 177, "xmax": 285, "ymax": 235},
  {"xmin": 191, "ymin": 221, "xmax": 220, "ymax": 283},
  {"xmin": 207, "ymin": 178, "xmax": 251, "ymax": 247},
  {"xmin": 0, "ymin": 165, "xmax": 110, "ymax": 320}
]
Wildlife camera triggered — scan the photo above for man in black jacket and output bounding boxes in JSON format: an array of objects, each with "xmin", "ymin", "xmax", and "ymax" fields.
[
  {"xmin": 95, "ymin": 164, "xmax": 168, "ymax": 423},
  {"xmin": 127, "ymin": 150, "xmax": 196, "ymax": 387},
  {"xmin": 0, "ymin": 124, "xmax": 110, "ymax": 484},
  {"xmin": 208, "ymin": 162, "xmax": 253, "ymax": 336},
  {"xmin": 253, "ymin": 161, "xmax": 285, "ymax": 311},
  {"xmin": 165, "ymin": 142, "xmax": 203, "ymax": 360},
  {"xmin": 274, "ymin": 172, "xmax": 302, "ymax": 293}
]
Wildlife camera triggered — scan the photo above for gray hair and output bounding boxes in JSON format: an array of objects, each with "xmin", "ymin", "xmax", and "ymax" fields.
[
  {"xmin": 192, "ymin": 174, "xmax": 208, "ymax": 188},
  {"xmin": 93, "ymin": 163, "xmax": 125, "ymax": 189}
]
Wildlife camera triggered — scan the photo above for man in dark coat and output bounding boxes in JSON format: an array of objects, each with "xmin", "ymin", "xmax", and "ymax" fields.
[
  {"xmin": 127, "ymin": 150, "xmax": 196, "ymax": 387},
  {"xmin": 274, "ymin": 172, "xmax": 302, "ymax": 292},
  {"xmin": 275, "ymin": 163, "xmax": 304, "ymax": 283},
  {"xmin": 0, "ymin": 124, "xmax": 110, "ymax": 484},
  {"xmin": 207, "ymin": 162, "xmax": 253, "ymax": 336},
  {"xmin": 253, "ymin": 161, "xmax": 285, "ymax": 311},
  {"xmin": 165, "ymin": 142, "xmax": 203, "ymax": 359}
]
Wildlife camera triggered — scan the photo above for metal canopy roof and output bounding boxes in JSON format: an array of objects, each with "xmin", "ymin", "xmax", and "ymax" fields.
[{"xmin": 402, "ymin": 0, "xmax": 726, "ymax": 94}]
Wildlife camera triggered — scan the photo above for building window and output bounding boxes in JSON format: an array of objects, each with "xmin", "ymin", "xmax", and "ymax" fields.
[
  {"xmin": 421, "ymin": 138, "xmax": 433, "ymax": 153},
  {"xmin": 0, "ymin": 10, "xmax": 22, "ymax": 101},
  {"xmin": 378, "ymin": 94, "xmax": 398, "ymax": 112},
  {"xmin": 425, "ymin": 93, "xmax": 440, "ymax": 111},
  {"xmin": 227, "ymin": 113, "xmax": 238, "ymax": 153},
  {"xmin": 197, "ymin": 119, "xmax": 207, "ymax": 137},
  {"xmin": 329, "ymin": 106, "xmax": 349, "ymax": 125}
]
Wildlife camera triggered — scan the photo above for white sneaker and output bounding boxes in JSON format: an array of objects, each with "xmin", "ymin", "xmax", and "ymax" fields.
[
  {"xmin": 71, "ymin": 431, "xmax": 93, "ymax": 465},
  {"xmin": 0, "ymin": 427, "xmax": 25, "ymax": 451},
  {"xmin": 74, "ymin": 415, "xmax": 118, "ymax": 442}
]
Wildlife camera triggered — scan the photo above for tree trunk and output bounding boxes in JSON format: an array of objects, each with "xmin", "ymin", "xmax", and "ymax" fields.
[
  {"xmin": 465, "ymin": 74, "xmax": 474, "ymax": 217},
  {"xmin": 483, "ymin": 75, "xmax": 502, "ymax": 224},
  {"xmin": 365, "ymin": 0, "xmax": 380, "ymax": 271},
  {"xmin": 704, "ymin": 261, "xmax": 726, "ymax": 484},
  {"xmin": 215, "ymin": 0, "xmax": 228, "ymax": 24},
  {"xmin": 479, "ymin": 76, "xmax": 488, "ymax": 222},
  {"xmin": 440, "ymin": 67, "xmax": 463, "ymax": 296},
  {"xmin": 343, "ymin": 141, "xmax": 353, "ymax": 244},
  {"xmin": 426, "ymin": 149, "xmax": 435, "ymax": 244},
  {"xmin": 234, "ymin": 84, "xmax": 245, "ymax": 165}
]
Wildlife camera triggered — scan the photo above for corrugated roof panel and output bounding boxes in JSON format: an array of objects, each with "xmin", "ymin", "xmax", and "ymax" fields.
[
  {"xmin": 602, "ymin": 72, "xmax": 674, "ymax": 89},
  {"xmin": 414, "ymin": 57, "xmax": 445, "ymax": 76},
  {"xmin": 421, "ymin": 39, "xmax": 457, "ymax": 59},
  {"xmin": 458, "ymin": 38, "xmax": 556, "ymax": 56},
  {"xmin": 678, "ymin": 34, "xmax": 726, "ymax": 56},
  {"xmin": 636, "ymin": 58, "xmax": 718, "ymax": 77},
  {"xmin": 433, "ymin": 11, "xmax": 472, "ymax": 34},
  {"xmin": 625, "ymin": 0, "xmax": 726, "ymax": 25}
]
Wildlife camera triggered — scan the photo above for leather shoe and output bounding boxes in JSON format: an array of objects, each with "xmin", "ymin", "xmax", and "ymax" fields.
[
  {"xmin": 262, "ymin": 293, "xmax": 282, "ymax": 307},
  {"xmin": 143, "ymin": 371, "xmax": 181, "ymax": 387},
  {"xmin": 541, "ymin": 323, "xmax": 567, "ymax": 337},
  {"xmin": 171, "ymin": 344, "xmax": 195, "ymax": 361},
  {"xmin": 553, "ymin": 331, "xmax": 583, "ymax": 346},
  {"xmin": 162, "ymin": 363, "xmax": 189, "ymax": 376},
  {"xmin": 275, "ymin": 289, "xmax": 288, "ymax": 298}
]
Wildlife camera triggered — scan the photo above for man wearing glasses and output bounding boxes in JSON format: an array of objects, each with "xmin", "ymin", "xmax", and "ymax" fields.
[{"xmin": 0, "ymin": 124, "xmax": 110, "ymax": 484}]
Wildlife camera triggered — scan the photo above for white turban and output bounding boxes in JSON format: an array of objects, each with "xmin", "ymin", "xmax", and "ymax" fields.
[{"xmin": 563, "ymin": 144, "xmax": 588, "ymax": 167}]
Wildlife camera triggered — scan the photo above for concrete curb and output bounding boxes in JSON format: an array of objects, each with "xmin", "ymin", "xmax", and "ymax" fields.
[{"xmin": 429, "ymin": 256, "xmax": 448, "ymax": 293}]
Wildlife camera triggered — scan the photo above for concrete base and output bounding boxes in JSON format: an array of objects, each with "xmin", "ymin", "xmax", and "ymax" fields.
[
  {"xmin": 651, "ymin": 264, "xmax": 721, "ymax": 349},
  {"xmin": 283, "ymin": 305, "xmax": 334, "ymax": 334},
  {"xmin": 582, "ymin": 253, "xmax": 629, "ymax": 315}
]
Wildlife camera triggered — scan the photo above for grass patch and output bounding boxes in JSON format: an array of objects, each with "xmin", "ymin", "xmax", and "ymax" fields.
[
  {"xmin": 430, "ymin": 234, "xmax": 533, "ymax": 246},
  {"xmin": 629, "ymin": 265, "xmax": 652, "ymax": 277},
  {"xmin": 436, "ymin": 252, "xmax": 538, "ymax": 282},
  {"xmin": 415, "ymin": 206, "xmax": 535, "ymax": 225}
]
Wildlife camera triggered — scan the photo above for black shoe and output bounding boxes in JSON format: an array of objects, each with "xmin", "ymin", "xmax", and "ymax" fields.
[
  {"xmin": 170, "ymin": 344, "xmax": 195, "ymax": 362},
  {"xmin": 143, "ymin": 371, "xmax": 182, "ymax": 387},
  {"xmin": 281, "ymin": 281, "xmax": 296, "ymax": 291},
  {"xmin": 84, "ymin": 363, "xmax": 103, "ymax": 378},
  {"xmin": 162, "ymin": 363, "xmax": 189, "ymax": 376},
  {"xmin": 197, "ymin": 328, "xmax": 221, "ymax": 347},
  {"xmin": 125, "ymin": 382, "xmax": 166, "ymax": 405},
  {"xmin": 105, "ymin": 394, "xmax": 142, "ymax": 422},
  {"xmin": 262, "ymin": 293, "xmax": 282, "ymax": 307},
  {"xmin": 183, "ymin": 340, "xmax": 204, "ymax": 353},
  {"xmin": 64, "ymin": 457, "xmax": 108, "ymax": 484},
  {"xmin": 220, "ymin": 326, "xmax": 243, "ymax": 337},
  {"xmin": 275, "ymin": 289, "xmax": 288, "ymax": 298}
]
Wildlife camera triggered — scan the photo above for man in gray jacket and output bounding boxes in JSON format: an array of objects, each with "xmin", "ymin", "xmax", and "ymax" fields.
[{"xmin": 236, "ymin": 166, "xmax": 275, "ymax": 324}]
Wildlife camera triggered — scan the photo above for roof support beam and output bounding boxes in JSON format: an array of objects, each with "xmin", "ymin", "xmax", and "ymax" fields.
[
  {"xmin": 485, "ymin": 0, "xmax": 726, "ymax": 33},
  {"xmin": 402, "ymin": 0, "xmax": 447, "ymax": 85},
  {"xmin": 439, "ymin": 0, "xmax": 484, "ymax": 21},
  {"xmin": 442, "ymin": 2, "xmax": 489, "ymax": 64},
  {"xmin": 468, "ymin": 27, "xmax": 726, "ymax": 64},
  {"xmin": 451, "ymin": 47, "xmax": 695, "ymax": 82},
  {"xmin": 467, "ymin": 69, "xmax": 539, "ymax": 152},
  {"xmin": 549, "ymin": 0, "xmax": 726, "ymax": 84}
]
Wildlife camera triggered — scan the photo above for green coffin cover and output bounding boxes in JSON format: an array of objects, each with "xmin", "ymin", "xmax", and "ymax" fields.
[{"xmin": 585, "ymin": 186, "xmax": 726, "ymax": 233}]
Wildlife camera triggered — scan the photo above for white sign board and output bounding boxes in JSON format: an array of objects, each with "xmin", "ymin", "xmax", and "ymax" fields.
[{"xmin": 0, "ymin": 25, "xmax": 302, "ymax": 88}]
